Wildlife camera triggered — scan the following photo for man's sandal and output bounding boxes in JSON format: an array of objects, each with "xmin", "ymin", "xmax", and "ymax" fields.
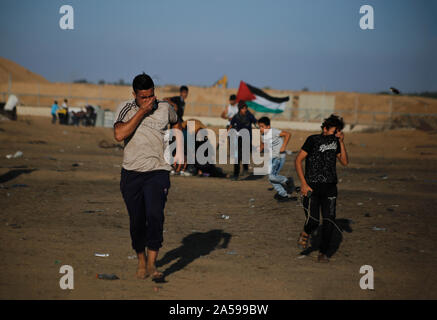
[
  {"xmin": 148, "ymin": 268, "xmax": 164, "ymax": 281},
  {"xmin": 297, "ymin": 231, "xmax": 309, "ymax": 249}
]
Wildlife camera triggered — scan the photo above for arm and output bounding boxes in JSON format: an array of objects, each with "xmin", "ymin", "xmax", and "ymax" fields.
[
  {"xmin": 336, "ymin": 132, "xmax": 349, "ymax": 166},
  {"xmin": 164, "ymin": 97, "xmax": 178, "ymax": 112},
  {"xmin": 279, "ymin": 130, "xmax": 291, "ymax": 153},
  {"xmin": 113, "ymin": 98, "xmax": 155, "ymax": 142},
  {"xmin": 295, "ymin": 150, "xmax": 313, "ymax": 196},
  {"xmin": 221, "ymin": 107, "xmax": 228, "ymax": 120}
]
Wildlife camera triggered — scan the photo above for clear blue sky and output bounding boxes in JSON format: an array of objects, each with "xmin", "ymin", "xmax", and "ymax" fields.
[{"xmin": 0, "ymin": 0, "xmax": 436, "ymax": 92}]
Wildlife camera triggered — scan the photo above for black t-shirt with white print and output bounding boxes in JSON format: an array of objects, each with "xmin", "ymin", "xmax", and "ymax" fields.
[{"xmin": 301, "ymin": 133, "xmax": 341, "ymax": 184}]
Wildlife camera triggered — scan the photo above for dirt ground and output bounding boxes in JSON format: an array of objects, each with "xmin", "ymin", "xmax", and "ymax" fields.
[{"xmin": 1, "ymin": 116, "xmax": 437, "ymax": 300}]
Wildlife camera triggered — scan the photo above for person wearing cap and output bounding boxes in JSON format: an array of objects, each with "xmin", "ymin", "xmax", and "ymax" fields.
[{"xmin": 229, "ymin": 101, "xmax": 257, "ymax": 180}]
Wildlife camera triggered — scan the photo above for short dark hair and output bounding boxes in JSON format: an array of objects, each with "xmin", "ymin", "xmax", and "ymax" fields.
[
  {"xmin": 229, "ymin": 94, "xmax": 237, "ymax": 100},
  {"xmin": 54, "ymin": 100, "xmax": 58, "ymax": 104},
  {"xmin": 180, "ymin": 85, "xmax": 188, "ymax": 93},
  {"xmin": 322, "ymin": 114, "xmax": 345, "ymax": 131},
  {"xmin": 133, "ymin": 73, "xmax": 154, "ymax": 93},
  {"xmin": 238, "ymin": 100, "xmax": 247, "ymax": 109},
  {"xmin": 258, "ymin": 116, "xmax": 271, "ymax": 126}
]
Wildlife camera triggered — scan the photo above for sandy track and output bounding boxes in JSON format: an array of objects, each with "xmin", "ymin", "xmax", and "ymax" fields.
[{"xmin": 1, "ymin": 117, "xmax": 437, "ymax": 299}]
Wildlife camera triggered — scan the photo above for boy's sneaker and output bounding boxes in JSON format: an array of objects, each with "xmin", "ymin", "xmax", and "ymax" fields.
[
  {"xmin": 170, "ymin": 170, "xmax": 176, "ymax": 176},
  {"xmin": 284, "ymin": 177, "xmax": 295, "ymax": 194},
  {"xmin": 181, "ymin": 171, "xmax": 192, "ymax": 176},
  {"xmin": 274, "ymin": 193, "xmax": 291, "ymax": 202},
  {"xmin": 274, "ymin": 193, "xmax": 298, "ymax": 202}
]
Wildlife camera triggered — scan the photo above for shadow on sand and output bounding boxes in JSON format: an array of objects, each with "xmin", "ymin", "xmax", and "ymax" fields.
[
  {"xmin": 0, "ymin": 169, "xmax": 36, "ymax": 184},
  {"xmin": 155, "ymin": 229, "xmax": 231, "ymax": 283},
  {"xmin": 300, "ymin": 218, "xmax": 353, "ymax": 258}
]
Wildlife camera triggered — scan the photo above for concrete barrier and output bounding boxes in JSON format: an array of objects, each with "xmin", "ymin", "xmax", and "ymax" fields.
[{"xmin": 16, "ymin": 106, "xmax": 376, "ymax": 132}]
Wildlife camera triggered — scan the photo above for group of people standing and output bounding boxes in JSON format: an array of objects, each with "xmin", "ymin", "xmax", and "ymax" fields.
[
  {"xmin": 51, "ymin": 99, "xmax": 97, "ymax": 126},
  {"xmin": 219, "ymin": 94, "xmax": 350, "ymax": 262},
  {"xmin": 221, "ymin": 94, "xmax": 295, "ymax": 202},
  {"xmin": 51, "ymin": 99, "xmax": 69, "ymax": 124},
  {"xmin": 113, "ymin": 73, "xmax": 350, "ymax": 281}
]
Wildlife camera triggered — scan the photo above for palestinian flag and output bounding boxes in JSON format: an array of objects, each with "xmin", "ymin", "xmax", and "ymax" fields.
[{"xmin": 236, "ymin": 81, "xmax": 289, "ymax": 113}]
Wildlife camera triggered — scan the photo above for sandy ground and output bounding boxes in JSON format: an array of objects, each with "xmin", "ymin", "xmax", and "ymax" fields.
[{"xmin": 1, "ymin": 116, "xmax": 437, "ymax": 300}]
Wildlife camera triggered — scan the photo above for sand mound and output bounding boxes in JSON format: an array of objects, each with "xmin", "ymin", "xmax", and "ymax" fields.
[{"xmin": 0, "ymin": 56, "xmax": 49, "ymax": 84}]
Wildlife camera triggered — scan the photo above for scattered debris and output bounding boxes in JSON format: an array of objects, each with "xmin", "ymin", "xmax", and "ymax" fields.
[
  {"xmin": 96, "ymin": 273, "xmax": 119, "ymax": 280},
  {"xmin": 372, "ymin": 227, "xmax": 387, "ymax": 231},
  {"xmin": 357, "ymin": 202, "xmax": 363, "ymax": 206},
  {"xmin": 6, "ymin": 151, "xmax": 23, "ymax": 159},
  {"xmin": 127, "ymin": 255, "xmax": 137, "ymax": 260},
  {"xmin": 364, "ymin": 213, "xmax": 371, "ymax": 217},
  {"xmin": 28, "ymin": 140, "xmax": 47, "ymax": 144},
  {"xmin": 83, "ymin": 210, "xmax": 104, "ymax": 213},
  {"xmin": 221, "ymin": 214, "xmax": 230, "ymax": 220},
  {"xmin": 98, "ymin": 140, "xmax": 123, "ymax": 150},
  {"xmin": 11, "ymin": 184, "xmax": 28, "ymax": 188},
  {"xmin": 226, "ymin": 250, "xmax": 237, "ymax": 255},
  {"xmin": 94, "ymin": 253, "xmax": 109, "ymax": 257}
]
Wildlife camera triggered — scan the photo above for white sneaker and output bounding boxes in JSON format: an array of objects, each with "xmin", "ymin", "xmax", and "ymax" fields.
[{"xmin": 170, "ymin": 170, "xmax": 176, "ymax": 176}]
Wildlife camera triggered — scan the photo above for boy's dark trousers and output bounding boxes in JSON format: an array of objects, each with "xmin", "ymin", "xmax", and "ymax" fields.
[
  {"xmin": 302, "ymin": 183, "xmax": 337, "ymax": 255},
  {"xmin": 120, "ymin": 168, "xmax": 170, "ymax": 253}
]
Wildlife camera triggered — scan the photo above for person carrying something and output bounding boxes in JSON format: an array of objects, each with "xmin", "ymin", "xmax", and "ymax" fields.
[{"xmin": 294, "ymin": 114, "xmax": 349, "ymax": 263}]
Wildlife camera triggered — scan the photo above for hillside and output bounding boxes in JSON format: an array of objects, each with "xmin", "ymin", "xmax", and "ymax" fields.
[{"xmin": 0, "ymin": 56, "xmax": 49, "ymax": 84}]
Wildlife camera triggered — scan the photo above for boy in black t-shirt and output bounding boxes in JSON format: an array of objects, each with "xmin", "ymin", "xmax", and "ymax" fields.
[{"xmin": 294, "ymin": 114, "xmax": 349, "ymax": 263}]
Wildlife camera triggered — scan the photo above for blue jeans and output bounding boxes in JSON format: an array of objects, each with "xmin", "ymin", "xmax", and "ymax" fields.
[{"xmin": 269, "ymin": 156, "xmax": 288, "ymax": 196}]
